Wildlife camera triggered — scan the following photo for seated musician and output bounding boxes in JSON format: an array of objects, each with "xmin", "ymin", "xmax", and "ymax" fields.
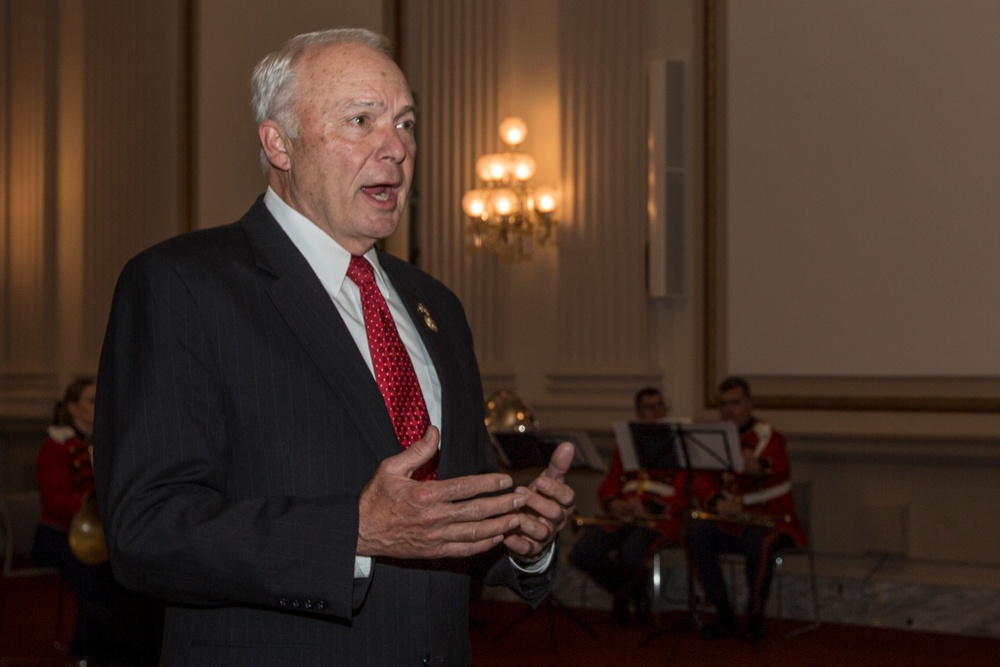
[
  {"xmin": 568, "ymin": 387, "xmax": 685, "ymax": 626},
  {"xmin": 687, "ymin": 376, "xmax": 808, "ymax": 644}
]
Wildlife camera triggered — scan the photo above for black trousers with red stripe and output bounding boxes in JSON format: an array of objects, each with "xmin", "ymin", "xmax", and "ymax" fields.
[{"xmin": 688, "ymin": 519, "xmax": 793, "ymax": 617}]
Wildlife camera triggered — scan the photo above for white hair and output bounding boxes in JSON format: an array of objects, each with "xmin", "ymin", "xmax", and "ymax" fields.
[{"xmin": 250, "ymin": 28, "xmax": 392, "ymax": 172}]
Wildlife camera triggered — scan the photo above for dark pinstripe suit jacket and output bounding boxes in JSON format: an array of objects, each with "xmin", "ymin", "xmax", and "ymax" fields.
[{"xmin": 94, "ymin": 197, "xmax": 553, "ymax": 666}]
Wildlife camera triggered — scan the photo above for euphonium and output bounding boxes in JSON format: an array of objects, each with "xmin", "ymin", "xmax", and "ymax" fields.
[{"xmin": 69, "ymin": 496, "xmax": 108, "ymax": 565}]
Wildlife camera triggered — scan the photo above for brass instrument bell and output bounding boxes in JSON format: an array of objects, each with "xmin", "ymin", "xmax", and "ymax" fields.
[
  {"xmin": 69, "ymin": 497, "xmax": 108, "ymax": 565},
  {"xmin": 483, "ymin": 390, "xmax": 538, "ymax": 433}
]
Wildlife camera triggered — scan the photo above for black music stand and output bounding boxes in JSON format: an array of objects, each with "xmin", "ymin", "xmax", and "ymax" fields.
[
  {"xmin": 489, "ymin": 429, "xmax": 603, "ymax": 649},
  {"xmin": 490, "ymin": 429, "xmax": 606, "ymax": 473},
  {"xmin": 611, "ymin": 420, "xmax": 742, "ymax": 656},
  {"xmin": 613, "ymin": 420, "xmax": 743, "ymax": 477}
]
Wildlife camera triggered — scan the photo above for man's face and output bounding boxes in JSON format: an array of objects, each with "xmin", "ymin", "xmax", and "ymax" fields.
[
  {"xmin": 279, "ymin": 42, "xmax": 416, "ymax": 254},
  {"xmin": 635, "ymin": 393, "xmax": 668, "ymax": 421},
  {"xmin": 718, "ymin": 387, "xmax": 753, "ymax": 427}
]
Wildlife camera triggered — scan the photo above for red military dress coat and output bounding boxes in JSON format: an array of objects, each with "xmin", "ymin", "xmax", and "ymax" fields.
[
  {"xmin": 689, "ymin": 419, "xmax": 808, "ymax": 547},
  {"xmin": 36, "ymin": 425, "xmax": 94, "ymax": 531},
  {"xmin": 598, "ymin": 448, "xmax": 687, "ymax": 543}
]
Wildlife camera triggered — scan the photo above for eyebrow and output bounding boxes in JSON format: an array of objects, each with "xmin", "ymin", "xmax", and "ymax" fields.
[
  {"xmin": 342, "ymin": 99, "xmax": 385, "ymax": 113},
  {"xmin": 342, "ymin": 100, "xmax": 416, "ymax": 115}
]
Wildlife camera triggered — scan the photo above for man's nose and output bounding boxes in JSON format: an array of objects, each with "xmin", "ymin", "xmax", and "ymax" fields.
[{"xmin": 377, "ymin": 127, "xmax": 408, "ymax": 162}]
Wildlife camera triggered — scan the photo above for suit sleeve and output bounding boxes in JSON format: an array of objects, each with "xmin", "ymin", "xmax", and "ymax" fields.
[
  {"xmin": 436, "ymin": 288, "xmax": 555, "ymax": 606},
  {"xmin": 94, "ymin": 250, "xmax": 361, "ymax": 620}
]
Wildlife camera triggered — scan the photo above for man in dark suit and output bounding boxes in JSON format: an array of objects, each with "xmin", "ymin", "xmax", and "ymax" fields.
[{"xmin": 94, "ymin": 28, "xmax": 575, "ymax": 666}]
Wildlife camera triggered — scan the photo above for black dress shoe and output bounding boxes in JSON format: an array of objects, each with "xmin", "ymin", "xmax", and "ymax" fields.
[{"xmin": 700, "ymin": 613, "xmax": 738, "ymax": 640}]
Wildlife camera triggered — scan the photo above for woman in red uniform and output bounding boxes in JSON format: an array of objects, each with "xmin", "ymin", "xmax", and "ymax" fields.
[{"xmin": 32, "ymin": 376, "xmax": 161, "ymax": 665}]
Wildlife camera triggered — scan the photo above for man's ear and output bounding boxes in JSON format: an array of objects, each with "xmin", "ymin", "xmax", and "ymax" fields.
[{"xmin": 259, "ymin": 120, "xmax": 292, "ymax": 171}]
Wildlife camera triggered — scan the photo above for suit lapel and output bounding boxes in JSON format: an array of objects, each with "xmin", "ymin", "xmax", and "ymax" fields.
[{"xmin": 240, "ymin": 200, "xmax": 400, "ymax": 464}]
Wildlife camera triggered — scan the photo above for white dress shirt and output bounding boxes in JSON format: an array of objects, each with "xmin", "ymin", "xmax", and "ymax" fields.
[
  {"xmin": 264, "ymin": 188, "xmax": 552, "ymax": 576},
  {"xmin": 265, "ymin": 189, "xmax": 442, "ymax": 577}
]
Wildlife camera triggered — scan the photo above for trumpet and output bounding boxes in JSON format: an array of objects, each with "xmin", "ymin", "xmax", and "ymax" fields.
[
  {"xmin": 688, "ymin": 508, "xmax": 791, "ymax": 529},
  {"xmin": 571, "ymin": 512, "xmax": 665, "ymax": 531}
]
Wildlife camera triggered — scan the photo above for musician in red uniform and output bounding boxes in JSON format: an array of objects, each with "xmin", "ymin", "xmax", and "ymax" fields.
[
  {"xmin": 568, "ymin": 388, "xmax": 686, "ymax": 625},
  {"xmin": 32, "ymin": 376, "xmax": 162, "ymax": 665},
  {"xmin": 687, "ymin": 376, "xmax": 808, "ymax": 644}
]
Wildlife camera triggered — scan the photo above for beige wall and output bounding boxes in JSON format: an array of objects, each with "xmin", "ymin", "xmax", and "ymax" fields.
[
  {"xmin": 0, "ymin": 0, "xmax": 185, "ymax": 420},
  {"xmin": 725, "ymin": 1, "xmax": 1000, "ymax": 380},
  {"xmin": 398, "ymin": 0, "xmax": 1000, "ymax": 588},
  {"xmin": 2, "ymin": 0, "xmax": 998, "ymax": 588}
]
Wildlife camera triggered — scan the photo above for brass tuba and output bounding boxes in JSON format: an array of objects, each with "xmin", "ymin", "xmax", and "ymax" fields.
[{"xmin": 69, "ymin": 496, "xmax": 108, "ymax": 565}]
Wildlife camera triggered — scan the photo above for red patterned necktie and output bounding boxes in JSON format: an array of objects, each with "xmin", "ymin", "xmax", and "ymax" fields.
[{"xmin": 347, "ymin": 255, "xmax": 437, "ymax": 480}]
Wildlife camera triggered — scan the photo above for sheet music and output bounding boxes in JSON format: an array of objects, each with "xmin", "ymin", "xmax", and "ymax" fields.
[
  {"xmin": 613, "ymin": 421, "xmax": 640, "ymax": 471},
  {"xmin": 613, "ymin": 419, "xmax": 743, "ymax": 473},
  {"xmin": 682, "ymin": 421, "xmax": 744, "ymax": 472},
  {"xmin": 545, "ymin": 430, "xmax": 606, "ymax": 471},
  {"xmin": 614, "ymin": 419, "xmax": 682, "ymax": 472}
]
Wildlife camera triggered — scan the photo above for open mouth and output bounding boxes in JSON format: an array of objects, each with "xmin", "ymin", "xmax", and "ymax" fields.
[{"xmin": 361, "ymin": 184, "xmax": 396, "ymax": 203}]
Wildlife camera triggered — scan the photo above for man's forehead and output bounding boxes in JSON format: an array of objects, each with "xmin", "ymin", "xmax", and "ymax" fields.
[{"xmin": 301, "ymin": 42, "xmax": 406, "ymax": 84}]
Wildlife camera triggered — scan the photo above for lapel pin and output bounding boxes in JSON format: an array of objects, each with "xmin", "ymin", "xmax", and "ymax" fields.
[{"xmin": 417, "ymin": 303, "xmax": 438, "ymax": 332}]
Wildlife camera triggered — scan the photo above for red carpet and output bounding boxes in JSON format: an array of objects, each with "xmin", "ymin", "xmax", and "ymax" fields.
[
  {"xmin": 470, "ymin": 598, "xmax": 1000, "ymax": 667},
  {"xmin": 0, "ymin": 573, "xmax": 75, "ymax": 665},
  {"xmin": 4, "ymin": 575, "xmax": 999, "ymax": 666}
]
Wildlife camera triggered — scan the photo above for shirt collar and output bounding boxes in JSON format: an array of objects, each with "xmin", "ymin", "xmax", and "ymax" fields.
[{"xmin": 263, "ymin": 187, "xmax": 385, "ymax": 295}]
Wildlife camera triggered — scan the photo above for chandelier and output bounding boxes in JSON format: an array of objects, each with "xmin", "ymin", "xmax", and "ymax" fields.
[{"xmin": 461, "ymin": 117, "xmax": 558, "ymax": 262}]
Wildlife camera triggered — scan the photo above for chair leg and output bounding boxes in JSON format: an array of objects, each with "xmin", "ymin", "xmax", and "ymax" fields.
[
  {"xmin": 783, "ymin": 550, "xmax": 821, "ymax": 638},
  {"xmin": 649, "ymin": 552, "xmax": 659, "ymax": 611},
  {"xmin": 724, "ymin": 559, "xmax": 737, "ymax": 609},
  {"xmin": 775, "ymin": 557, "xmax": 785, "ymax": 635},
  {"xmin": 809, "ymin": 552, "xmax": 821, "ymax": 621}
]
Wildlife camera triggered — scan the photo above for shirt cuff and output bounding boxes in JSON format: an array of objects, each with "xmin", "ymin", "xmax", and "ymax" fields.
[
  {"xmin": 509, "ymin": 542, "xmax": 556, "ymax": 574},
  {"xmin": 355, "ymin": 555, "xmax": 372, "ymax": 578}
]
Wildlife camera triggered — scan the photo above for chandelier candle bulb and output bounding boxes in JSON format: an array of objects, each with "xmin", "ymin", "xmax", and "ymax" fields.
[
  {"xmin": 508, "ymin": 154, "xmax": 536, "ymax": 181},
  {"xmin": 462, "ymin": 190, "xmax": 488, "ymax": 218},
  {"xmin": 532, "ymin": 186, "xmax": 558, "ymax": 214},
  {"xmin": 488, "ymin": 189, "xmax": 518, "ymax": 216},
  {"xmin": 498, "ymin": 117, "xmax": 528, "ymax": 146}
]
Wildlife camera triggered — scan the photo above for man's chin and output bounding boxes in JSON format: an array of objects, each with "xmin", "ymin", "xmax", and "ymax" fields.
[{"xmin": 362, "ymin": 219, "xmax": 402, "ymax": 243}]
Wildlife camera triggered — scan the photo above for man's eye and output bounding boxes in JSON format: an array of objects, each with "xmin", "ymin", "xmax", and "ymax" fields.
[
  {"xmin": 397, "ymin": 119, "xmax": 416, "ymax": 132},
  {"xmin": 351, "ymin": 116, "xmax": 368, "ymax": 126}
]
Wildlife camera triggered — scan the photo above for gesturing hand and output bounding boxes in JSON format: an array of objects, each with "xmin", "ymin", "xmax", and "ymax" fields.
[
  {"xmin": 503, "ymin": 441, "xmax": 577, "ymax": 560},
  {"xmin": 357, "ymin": 426, "xmax": 528, "ymax": 560}
]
